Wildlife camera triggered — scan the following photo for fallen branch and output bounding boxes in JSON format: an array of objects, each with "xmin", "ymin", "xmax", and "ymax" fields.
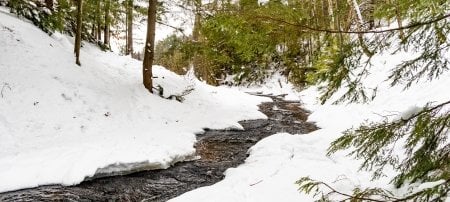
[{"xmin": 1, "ymin": 82, "xmax": 11, "ymax": 98}]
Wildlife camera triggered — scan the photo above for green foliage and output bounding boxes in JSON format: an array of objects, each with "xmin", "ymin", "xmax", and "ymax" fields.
[
  {"xmin": 7, "ymin": 0, "xmax": 124, "ymax": 44},
  {"xmin": 291, "ymin": 0, "xmax": 450, "ymax": 201},
  {"xmin": 6, "ymin": 0, "xmax": 450, "ymax": 200},
  {"xmin": 7, "ymin": 0, "xmax": 70, "ymax": 33},
  {"xmin": 155, "ymin": 35, "xmax": 191, "ymax": 75},
  {"xmin": 199, "ymin": 10, "xmax": 277, "ymax": 84},
  {"xmin": 329, "ymin": 101, "xmax": 450, "ymax": 188},
  {"xmin": 296, "ymin": 177, "xmax": 449, "ymax": 201},
  {"xmin": 324, "ymin": 1, "xmax": 449, "ymax": 103}
]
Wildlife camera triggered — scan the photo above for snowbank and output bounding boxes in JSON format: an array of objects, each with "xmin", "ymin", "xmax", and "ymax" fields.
[
  {"xmin": 171, "ymin": 40, "xmax": 450, "ymax": 201},
  {"xmin": 0, "ymin": 10, "xmax": 268, "ymax": 192}
]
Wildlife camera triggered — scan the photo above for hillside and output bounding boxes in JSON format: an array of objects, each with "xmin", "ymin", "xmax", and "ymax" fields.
[{"xmin": 0, "ymin": 8, "xmax": 268, "ymax": 192}]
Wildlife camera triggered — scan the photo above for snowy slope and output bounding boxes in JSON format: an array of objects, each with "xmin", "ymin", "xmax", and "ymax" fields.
[
  {"xmin": 0, "ymin": 9, "xmax": 269, "ymax": 193},
  {"xmin": 170, "ymin": 42, "xmax": 450, "ymax": 201}
]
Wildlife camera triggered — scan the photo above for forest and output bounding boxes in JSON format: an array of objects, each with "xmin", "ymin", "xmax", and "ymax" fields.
[{"xmin": 0, "ymin": 0, "xmax": 449, "ymax": 201}]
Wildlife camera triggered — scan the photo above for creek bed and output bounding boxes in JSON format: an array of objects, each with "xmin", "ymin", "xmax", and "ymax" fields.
[{"xmin": 0, "ymin": 94, "xmax": 318, "ymax": 202}]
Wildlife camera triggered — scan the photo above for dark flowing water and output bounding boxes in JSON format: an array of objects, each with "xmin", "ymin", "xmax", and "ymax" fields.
[{"xmin": 0, "ymin": 94, "xmax": 318, "ymax": 202}]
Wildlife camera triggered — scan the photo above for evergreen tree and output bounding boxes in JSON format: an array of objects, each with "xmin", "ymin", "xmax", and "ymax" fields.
[{"xmin": 294, "ymin": 0, "xmax": 450, "ymax": 201}]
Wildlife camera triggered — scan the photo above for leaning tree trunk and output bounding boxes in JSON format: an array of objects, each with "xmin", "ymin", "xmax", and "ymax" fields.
[
  {"xmin": 74, "ymin": 0, "xmax": 82, "ymax": 66},
  {"xmin": 143, "ymin": 0, "xmax": 157, "ymax": 93}
]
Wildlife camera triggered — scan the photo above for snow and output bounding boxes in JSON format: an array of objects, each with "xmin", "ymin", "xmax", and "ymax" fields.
[
  {"xmin": 399, "ymin": 105, "xmax": 423, "ymax": 120},
  {"xmin": 171, "ymin": 36, "xmax": 450, "ymax": 202},
  {"xmin": 1, "ymin": 3, "xmax": 449, "ymax": 200},
  {"xmin": 238, "ymin": 72, "xmax": 300, "ymax": 101},
  {"xmin": 416, "ymin": 180, "xmax": 447, "ymax": 191},
  {"xmin": 0, "ymin": 9, "xmax": 269, "ymax": 193}
]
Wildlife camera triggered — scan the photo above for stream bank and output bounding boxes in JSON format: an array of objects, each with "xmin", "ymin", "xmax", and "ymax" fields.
[{"xmin": 0, "ymin": 94, "xmax": 318, "ymax": 202}]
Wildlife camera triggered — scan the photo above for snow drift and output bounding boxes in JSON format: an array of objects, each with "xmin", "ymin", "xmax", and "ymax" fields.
[{"xmin": 0, "ymin": 9, "xmax": 268, "ymax": 193}]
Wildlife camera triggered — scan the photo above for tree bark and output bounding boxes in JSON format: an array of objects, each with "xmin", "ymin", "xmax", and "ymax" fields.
[
  {"xmin": 94, "ymin": 0, "xmax": 100, "ymax": 42},
  {"xmin": 192, "ymin": 0, "xmax": 203, "ymax": 81},
  {"xmin": 126, "ymin": 0, "xmax": 133, "ymax": 55},
  {"xmin": 45, "ymin": 0, "xmax": 53, "ymax": 10},
  {"xmin": 75, "ymin": 0, "xmax": 82, "ymax": 66},
  {"xmin": 192, "ymin": 0, "xmax": 201, "ymax": 42},
  {"xmin": 143, "ymin": 0, "xmax": 157, "ymax": 93},
  {"xmin": 104, "ymin": 0, "xmax": 111, "ymax": 48},
  {"xmin": 394, "ymin": 3, "xmax": 405, "ymax": 40}
]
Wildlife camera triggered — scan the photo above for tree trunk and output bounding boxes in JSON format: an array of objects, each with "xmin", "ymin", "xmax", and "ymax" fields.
[
  {"xmin": 192, "ymin": 0, "xmax": 203, "ymax": 80},
  {"xmin": 45, "ymin": 0, "xmax": 53, "ymax": 10},
  {"xmin": 126, "ymin": 0, "xmax": 133, "ymax": 55},
  {"xmin": 104, "ymin": 0, "xmax": 110, "ymax": 48},
  {"xmin": 95, "ymin": 0, "xmax": 102, "ymax": 42},
  {"xmin": 327, "ymin": 0, "xmax": 335, "ymax": 30},
  {"xmin": 143, "ymin": 0, "xmax": 157, "ymax": 93},
  {"xmin": 351, "ymin": 0, "xmax": 364, "ymax": 25},
  {"xmin": 367, "ymin": 0, "xmax": 375, "ymax": 29},
  {"xmin": 192, "ymin": 0, "xmax": 201, "ymax": 42},
  {"xmin": 394, "ymin": 3, "xmax": 405, "ymax": 40},
  {"xmin": 75, "ymin": 0, "xmax": 82, "ymax": 66}
]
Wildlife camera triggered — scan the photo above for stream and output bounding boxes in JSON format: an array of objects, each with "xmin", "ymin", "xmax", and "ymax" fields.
[{"xmin": 0, "ymin": 94, "xmax": 318, "ymax": 202}]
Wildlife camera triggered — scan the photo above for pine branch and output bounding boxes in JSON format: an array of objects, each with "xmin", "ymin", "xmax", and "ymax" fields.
[
  {"xmin": 351, "ymin": 100, "xmax": 450, "ymax": 134},
  {"xmin": 314, "ymin": 181, "xmax": 394, "ymax": 202},
  {"xmin": 297, "ymin": 177, "xmax": 450, "ymax": 202},
  {"xmin": 254, "ymin": 13, "xmax": 450, "ymax": 34}
]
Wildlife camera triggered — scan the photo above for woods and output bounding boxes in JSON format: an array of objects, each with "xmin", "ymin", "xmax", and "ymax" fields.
[{"xmin": 1, "ymin": 0, "xmax": 449, "ymax": 201}]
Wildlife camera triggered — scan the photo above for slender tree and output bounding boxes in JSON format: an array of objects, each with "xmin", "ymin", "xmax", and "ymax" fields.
[
  {"xmin": 143, "ymin": 0, "xmax": 157, "ymax": 92},
  {"xmin": 74, "ymin": 0, "xmax": 83, "ymax": 66},
  {"xmin": 97, "ymin": 0, "xmax": 102, "ymax": 42},
  {"xmin": 126, "ymin": 0, "xmax": 133, "ymax": 55},
  {"xmin": 104, "ymin": 0, "xmax": 111, "ymax": 48}
]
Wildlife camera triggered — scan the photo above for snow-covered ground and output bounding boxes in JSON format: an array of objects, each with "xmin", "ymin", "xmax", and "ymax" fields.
[
  {"xmin": 170, "ymin": 43, "xmax": 450, "ymax": 201},
  {"xmin": 1, "ymin": 3, "xmax": 449, "ymax": 200},
  {"xmin": 0, "ymin": 9, "xmax": 269, "ymax": 192}
]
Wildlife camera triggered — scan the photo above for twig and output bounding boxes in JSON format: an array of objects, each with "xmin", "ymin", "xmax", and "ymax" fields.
[
  {"xmin": 156, "ymin": 20, "xmax": 187, "ymax": 37},
  {"xmin": 317, "ymin": 181, "xmax": 398, "ymax": 202},
  {"xmin": 1, "ymin": 83, "xmax": 11, "ymax": 98},
  {"xmin": 249, "ymin": 180, "xmax": 263, "ymax": 186},
  {"xmin": 312, "ymin": 178, "xmax": 449, "ymax": 202}
]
